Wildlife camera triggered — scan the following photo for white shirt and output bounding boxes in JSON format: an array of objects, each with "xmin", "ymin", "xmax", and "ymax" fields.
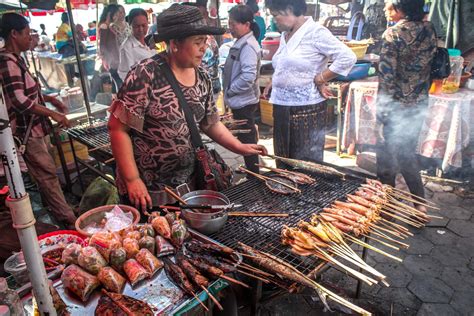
[
  {"xmin": 118, "ymin": 35, "xmax": 155, "ymax": 80},
  {"xmin": 270, "ymin": 17, "xmax": 357, "ymax": 106}
]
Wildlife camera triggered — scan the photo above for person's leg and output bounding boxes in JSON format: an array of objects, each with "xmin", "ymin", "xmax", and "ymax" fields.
[
  {"xmin": 376, "ymin": 120, "xmax": 398, "ymax": 187},
  {"xmin": 23, "ymin": 137, "xmax": 76, "ymax": 225},
  {"xmin": 232, "ymin": 103, "xmax": 259, "ymax": 173}
]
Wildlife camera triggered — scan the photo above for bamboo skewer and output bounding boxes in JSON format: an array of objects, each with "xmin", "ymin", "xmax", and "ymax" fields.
[
  {"xmin": 228, "ymin": 212, "xmax": 289, "ymax": 217},
  {"xmin": 360, "ymin": 233, "xmax": 400, "ymax": 250},
  {"xmin": 238, "ymin": 263, "xmax": 274, "ymax": 277},
  {"xmin": 239, "ymin": 167, "xmax": 301, "ymax": 193},
  {"xmin": 389, "ymin": 192, "xmax": 440, "ymax": 209},
  {"xmin": 256, "ymin": 164, "xmax": 316, "ymax": 182},
  {"xmin": 200, "ymin": 286, "xmax": 223, "ymax": 311},
  {"xmin": 220, "ymin": 275, "xmax": 250, "ymax": 288},
  {"xmin": 369, "ymin": 223, "xmax": 404, "ymax": 238},
  {"xmin": 377, "ymin": 220, "xmax": 413, "ymax": 237},
  {"xmin": 368, "ymin": 230, "xmax": 410, "ymax": 248},
  {"xmin": 346, "ymin": 234, "xmax": 403, "ymax": 263},
  {"xmin": 88, "ymin": 143, "xmax": 110, "ymax": 153},
  {"xmin": 237, "ymin": 269, "xmax": 271, "ymax": 283},
  {"xmin": 191, "ymin": 291, "xmax": 209, "ymax": 312}
]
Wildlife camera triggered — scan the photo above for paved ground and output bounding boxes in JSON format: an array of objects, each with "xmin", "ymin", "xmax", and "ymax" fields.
[{"xmin": 217, "ymin": 125, "xmax": 474, "ymax": 315}]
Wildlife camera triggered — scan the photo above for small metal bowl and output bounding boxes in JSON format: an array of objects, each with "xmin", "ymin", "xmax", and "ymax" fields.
[
  {"xmin": 180, "ymin": 190, "xmax": 230, "ymax": 220},
  {"xmin": 181, "ymin": 211, "xmax": 228, "ymax": 235}
]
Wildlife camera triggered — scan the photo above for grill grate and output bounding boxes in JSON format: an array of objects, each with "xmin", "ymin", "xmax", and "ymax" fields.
[
  {"xmin": 209, "ymin": 173, "xmax": 363, "ymax": 275},
  {"xmin": 67, "ymin": 119, "xmax": 113, "ymax": 162}
]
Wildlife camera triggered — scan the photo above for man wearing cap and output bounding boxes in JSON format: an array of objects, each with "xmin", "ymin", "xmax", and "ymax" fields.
[{"xmin": 108, "ymin": 4, "xmax": 267, "ymax": 212}]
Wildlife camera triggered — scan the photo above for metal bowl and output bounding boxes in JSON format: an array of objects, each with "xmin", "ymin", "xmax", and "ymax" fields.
[
  {"xmin": 181, "ymin": 211, "xmax": 228, "ymax": 235},
  {"xmin": 180, "ymin": 190, "xmax": 230, "ymax": 220}
]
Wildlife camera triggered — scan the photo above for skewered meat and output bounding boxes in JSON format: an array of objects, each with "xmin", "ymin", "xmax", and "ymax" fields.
[
  {"xmin": 185, "ymin": 257, "xmax": 225, "ymax": 280},
  {"xmin": 176, "ymin": 253, "xmax": 209, "ymax": 288},
  {"xmin": 187, "ymin": 253, "xmax": 236, "ymax": 273},
  {"xmin": 298, "ymin": 221, "xmax": 331, "ymax": 243},
  {"xmin": 267, "ymin": 176, "xmax": 298, "ymax": 195},
  {"xmin": 163, "ymin": 258, "xmax": 195, "ymax": 295},
  {"xmin": 185, "ymin": 240, "xmax": 234, "ymax": 258}
]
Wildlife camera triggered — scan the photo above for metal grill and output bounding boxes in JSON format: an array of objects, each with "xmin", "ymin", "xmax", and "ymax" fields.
[
  {"xmin": 209, "ymin": 173, "xmax": 363, "ymax": 275},
  {"xmin": 67, "ymin": 119, "xmax": 113, "ymax": 162}
]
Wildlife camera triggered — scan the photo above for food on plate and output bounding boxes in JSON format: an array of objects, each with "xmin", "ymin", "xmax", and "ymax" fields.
[
  {"xmin": 61, "ymin": 243, "xmax": 82, "ymax": 265},
  {"xmin": 122, "ymin": 238, "xmax": 140, "ymax": 259},
  {"xmin": 123, "ymin": 259, "xmax": 150, "ymax": 286},
  {"xmin": 135, "ymin": 248, "xmax": 163, "ymax": 276},
  {"xmin": 61, "ymin": 264, "xmax": 100, "ymax": 302},
  {"xmin": 97, "ymin": 267, "xmax": 126, "ymax": 293},
  {"xmin": 77, "ymin": 246, "xmax": 107, "ymax": 275}
]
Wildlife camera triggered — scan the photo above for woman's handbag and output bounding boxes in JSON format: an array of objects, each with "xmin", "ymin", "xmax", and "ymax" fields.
[
  {"xmin": 431, "ymin": 47, "xmax": 451, "ymax": 80},
  {"xmin": 159, "ymin": 61, "xmax": 233, "ymax": 191}
]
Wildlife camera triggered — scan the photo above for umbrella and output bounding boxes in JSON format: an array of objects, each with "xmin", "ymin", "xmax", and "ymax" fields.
[{"xmin": 0, "ymin": 1, "xmax": 27, "ymax": 10}]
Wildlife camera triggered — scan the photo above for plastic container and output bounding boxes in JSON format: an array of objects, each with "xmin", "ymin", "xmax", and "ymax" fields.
[
  {"xmin": 336, "ymin": 62, "xmax": 372, "ymax": 81},
  {"xmin": 261, "ymin": 32, "xmax": 281, "ymax": 61},
  {"xmin": 442, "ymin": 49, "xmax": 464, "ymax": 93},
  {"xmin": 0, "ymin": 278, "xmax": 24, "ymax": 315},
  {"xmin": 3, "ymin": 252, "xmax": 29, "ymax": 285}
]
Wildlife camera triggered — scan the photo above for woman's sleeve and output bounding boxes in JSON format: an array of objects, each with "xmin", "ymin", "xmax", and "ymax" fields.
[
  {"xmin": 312, "ymin": 27, "xmax": 357, "ymax": 76},
  {"xmin": 227, "ymin": 45, "xmax": 259, "ymax": 97},
  {"xmin": 378, "ymin": 29, "xmax": 398, "ymax": 96},
  {"xmin": 109, "ymin": 63, "xmax": 152, "ymax": 133}
]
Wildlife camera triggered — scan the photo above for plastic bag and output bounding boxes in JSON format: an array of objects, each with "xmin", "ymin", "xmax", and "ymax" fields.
[
  {"xmin": 151, "ymin": 216, "xmax": 171, "ymax": 239},
  {"xmin": 97, "ymin": 267, "xmax": 126, "ymax": 293},
  {"xmin": 135, "ymin": 249, "xmax": 163, "ymax": 276},
  {"xmin": 109, "ymin": 247, "xmax": 127, "ymax": 272},
  {"xmin": 155, "ymin": 236, "xmax": 175, "ymax": 257},
  {"xmin": 89, "ymin": 231, "xmax": 122, "ymax": 262},
  {"xmin": 139, "ymin": 224, "xmax": 155, "ymax": 238},
  {"xmin": 77, "ymin": 246, "xmax": 107, "ymax": 275},
  {"xmin": 104, "ymin": 205, "xmax": 133, "ymax": 232},
  {"xmin": 123, "ymin": 238, "xmax": 140, "ymax": 259},
  {"xmin": 61, "ymin": 264, "xmax": 100, "ymax": 302},
  {"xmin": 138, "ymin": 236, "xmax": 155, "ymax": 254},
  {"xmin": 61, "ymin": 243, "xmax": 82, "ymax": 265},
  {"xmin": 123, "ymin": 259, "xmax": 150, "ymax": 286}
]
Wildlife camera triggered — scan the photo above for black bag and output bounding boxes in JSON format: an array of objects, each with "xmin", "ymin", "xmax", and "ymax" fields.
[
  {"xmin": 431, "ymin": 47, "xmax": 451, "ymax": 80},
  {"xmin": 159, "ymin": 61, "xmax": 233, "ymax": 191}
]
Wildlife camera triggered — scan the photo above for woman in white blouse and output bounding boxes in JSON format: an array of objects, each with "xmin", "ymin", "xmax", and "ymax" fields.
[
  {"xmin": 118, "ymin": 9, "xmax": 156, "ymax": 81},
  {"xmin": 265, "ymin": 0, "xmax": 356, "ymax": 163}
]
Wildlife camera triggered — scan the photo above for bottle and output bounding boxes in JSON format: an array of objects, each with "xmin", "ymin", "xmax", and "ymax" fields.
[
  {"xmin": 0, "ymin": 278, "xmax": 24, "ymax": 316},
  {"xmin": 442, "ymin": 49, "xmax": 464, "ymax": 93}
]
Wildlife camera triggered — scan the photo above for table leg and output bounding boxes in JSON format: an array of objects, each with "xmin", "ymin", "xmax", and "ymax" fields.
[
  {"xmin": 51, "ymin": 127, "xmax": 72, "ymax": 191},
  {"xmin": 356, "ymin": 235, "xmax": 369, "ymax": 298},
  {"xmin": 69, "ymin": 136, "xmax": 85, "ymax": 193},
  {"xmin": 336, "ymin": 86, "xmax": 343, "ymax": 156}
]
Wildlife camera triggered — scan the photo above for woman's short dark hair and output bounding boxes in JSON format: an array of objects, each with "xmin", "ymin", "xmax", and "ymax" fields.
[
  {"xmin": 392, "ymin": 0, "xmax": 425, "ymax": 22},
  {"xmin": 0, "ymin": 13, "xmax": 29, "ymax": 40},
  {"xmin": 61, "ymin": 12, "xmax": 69, "ymax": 24},
  {"xmin": 229, "ymin": 5, "xmax": 260, "ymax": 39},
  {"xmin": 128, "ymin": 8, "xmax": 148, "ymax": 25},
  {"xmin": 265, "ymin": 0, "xmax": 307, "ymax": 17}
]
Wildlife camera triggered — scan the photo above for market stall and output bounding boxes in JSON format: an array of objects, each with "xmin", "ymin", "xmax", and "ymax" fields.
[{"xmin": 341, "ymin": 78, "xmax": 474, "ymax": 172}]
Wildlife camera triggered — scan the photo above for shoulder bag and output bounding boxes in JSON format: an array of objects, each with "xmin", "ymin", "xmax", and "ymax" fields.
[{"xmin": 159, "ymin": 61, "xmax": 233, "ymax": 191}]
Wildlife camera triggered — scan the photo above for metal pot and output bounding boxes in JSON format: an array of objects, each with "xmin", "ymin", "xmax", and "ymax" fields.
[
  {"xmin": 179, "ymin": 190, "xmax": 229, "ymax": 234},
  {"xmin": 180, "ymin": 190, "xmax": 229, "ymax": 220}
]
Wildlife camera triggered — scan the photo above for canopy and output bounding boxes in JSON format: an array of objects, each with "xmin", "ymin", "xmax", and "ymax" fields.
[{"xmin": 0, "ymin": 1, "xmax": 27, "ymax": 10}]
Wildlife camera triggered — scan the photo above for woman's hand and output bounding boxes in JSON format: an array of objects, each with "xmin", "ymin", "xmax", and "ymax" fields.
[
  {"xmin": 263, "ymin": 82, "xmax": 272, "ymax": 99},
  {"xmin": 126, "ymin": 178, "xmax": 152, "ymax": 212},
  {"xmin": 317, "ymin": 84, "xmax": 334, "ymax": 99},
  {"xmin": 50, "ymin": 112, "xmax": 71, "ymax": 128},
  {"xmin": 237, "ymin": 143, "xmax": 268, "ymax": 156}
]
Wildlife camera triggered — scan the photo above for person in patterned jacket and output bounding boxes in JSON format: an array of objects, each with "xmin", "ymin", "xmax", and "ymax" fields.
[
  {"xmin": 376, "ymin": 0, "xmax": 437, "ymax": 216},
  {"xmin": 108, "ymin": 4, "xmax": 267, "ymax": 212}
]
